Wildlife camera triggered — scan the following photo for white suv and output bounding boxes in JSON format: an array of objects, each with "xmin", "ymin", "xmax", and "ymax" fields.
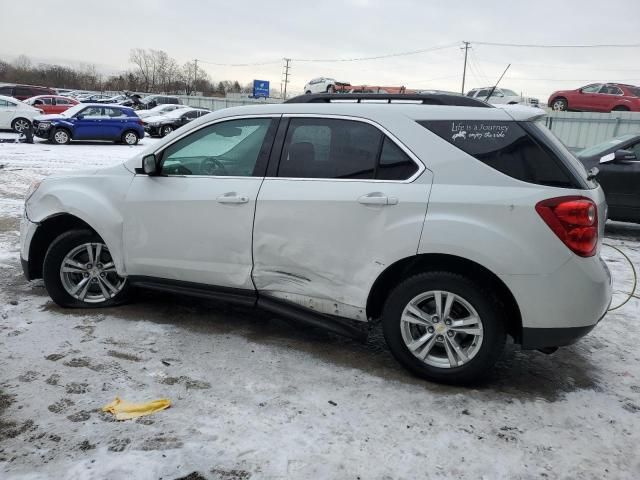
[
  {"xmin": 467, "ymin": 87, "xmax": 540, "ymax": 108},
  {"xmin": 304, "ymin": 77, "xmax": 342, "ymax": 94},
  {"xmin": 20, "ymin": 93, "xmax": 611, "ymax": 384}
]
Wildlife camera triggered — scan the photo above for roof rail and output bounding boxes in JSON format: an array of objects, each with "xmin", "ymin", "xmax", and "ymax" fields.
[{"xmin": 285, "ymin": 93, "xmax": 492, "ymax": 108}]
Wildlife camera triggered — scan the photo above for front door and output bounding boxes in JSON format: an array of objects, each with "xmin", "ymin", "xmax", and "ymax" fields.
[
  {"xmin": 599, "ymin": 140, "xmax": 640, "ymax": 222},
  {"xmin": 73, "ymin": 106, "xmax": 108, "ymax": 140},
  {"xmin": 252, "ymin": 116, "xmax": 432, "ymax": 320},
  {"xmin": 123, "ymin": 116, "xmax": 279, "ymax": 289}
]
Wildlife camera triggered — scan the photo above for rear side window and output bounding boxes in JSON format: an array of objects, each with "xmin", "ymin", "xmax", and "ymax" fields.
[{"xmin": 419, "ymin": 120, "xmax": 577, "ymax": 188}]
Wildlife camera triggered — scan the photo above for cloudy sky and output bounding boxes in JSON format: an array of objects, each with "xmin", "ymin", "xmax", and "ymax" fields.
[{"xmin": 1, "ymin": 0, "xmax": 639, "ymax": 99}]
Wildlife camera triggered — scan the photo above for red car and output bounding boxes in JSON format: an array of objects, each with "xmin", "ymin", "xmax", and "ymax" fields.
[
  {"xmin": 548, "ymin": 83, "xmax": 640, "ymax": 112},
  {"xmin": 24, "ymin": 95, "xmax": 79, "ymax": 114}
]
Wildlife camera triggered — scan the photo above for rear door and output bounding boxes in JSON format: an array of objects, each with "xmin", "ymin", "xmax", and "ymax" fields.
[
  {"xmin": 101, "ymin": 107, "xmax": 129, "ymax": 139},
  {"xmin": 252, "ymin": 116, "xmax": 432, "ymax": 320},
  {"xmin": 573, "ymin": 84, "xmax": 602, "ymax": 111}
]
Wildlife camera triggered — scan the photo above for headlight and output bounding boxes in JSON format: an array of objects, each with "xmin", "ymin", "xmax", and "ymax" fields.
[
  {"xmin": 25, "ymin": 180, "xmax": 42, "ymax": 203},
  {"xmin": 38, "ymin": 122, "xmax": 51, "ymax": 129}
]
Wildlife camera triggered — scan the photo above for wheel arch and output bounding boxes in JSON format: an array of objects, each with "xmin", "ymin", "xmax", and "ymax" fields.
[{"xmin": 366, "ymin": 253, "xmax": 523, "ymax": 343}]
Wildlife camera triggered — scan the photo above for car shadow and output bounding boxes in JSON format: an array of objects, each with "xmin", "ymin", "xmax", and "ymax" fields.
[{"xmin": 37, "ymin": 288, "xmax": 601, "ymax": 403}]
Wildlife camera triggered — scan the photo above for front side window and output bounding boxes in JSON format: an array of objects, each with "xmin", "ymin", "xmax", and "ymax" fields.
[
  {"xmin": 419, "ymin": 120, "xmax": 577, "ymax": 188},
  {"xmin": 79, "ymin": 107, "xmax": 105, "ymax": 118},
  {"xmin": 581, "ymin": 84, "xmax": 602, "ymax": 94},
  {"xmin": 160, "ymin": 118, "xmax": 273, "ymax": 177},
  {"xmin": 55, "ymin": 97, "xmax": 71, "ymax": 105},
  {"xmin": 0, "ymin": 99, "xmax": 11, "ymax": 107},
  {"xmin": 278, "ymin": 118, "xmax": 381, "ymax": 179}
]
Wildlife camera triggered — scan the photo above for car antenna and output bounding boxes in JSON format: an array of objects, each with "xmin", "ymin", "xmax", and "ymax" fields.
[{"xmin": 485, "ymin": 64, "xmax": 511, "ymax": 102}]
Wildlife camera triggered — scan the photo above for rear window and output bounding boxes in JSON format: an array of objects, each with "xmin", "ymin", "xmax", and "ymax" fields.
[{"xmin": 419, "ymin": 120, "xmax": 579, "ymax": 188}]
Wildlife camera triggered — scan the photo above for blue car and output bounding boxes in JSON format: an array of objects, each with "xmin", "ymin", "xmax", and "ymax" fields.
[{"xmin": 32, "ymin": 104, "xmax": 145, "ymax": 145}]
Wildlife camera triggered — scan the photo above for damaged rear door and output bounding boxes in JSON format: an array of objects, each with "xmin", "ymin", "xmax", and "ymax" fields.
[{"xmin": 252, "ymin": 115, "xmax": 432, "ymax": 321}]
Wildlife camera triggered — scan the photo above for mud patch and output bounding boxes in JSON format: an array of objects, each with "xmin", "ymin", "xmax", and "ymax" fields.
[
  {"xmin": 210, "ymin": 468, "xmax": 252, "ymax": 480},
  {"xmin": 45, "ymin": 374, "xmax": 61, "ymax": 386},
  {"xmin": 138, "ymin": 435, "xmax": 183, "ymax": 451},
  {"xmin": 63, "ymin": 357, "xmax": 91, "ymax": 368},
  {"xmin": 48, "ymin": 398, "xmax": 75, "ymax": 414},
  {"xmin": 65, "ymin": 382, "xmax": 88, "ymax": 394},
  {"xmin": 107, "ymin": 350, "xmax": 141, "ymax": 362},
  {"xmin": 158, "ymin": 376, "xmax": 211, "ymax": 390},
  {"xmin": 175, "ymin": 473, "xmax": 208, "ymax": 480},
  {"xmin": 108, "ymin": 437, "xmax": 131, "ymax": 452},
  {"xmin": 45, "ymin": 352, "xmax": 67, "ymax": 362},
  {"xmin": 77, "ymin": 439, "xmax": 95, "ymax": 451},
  {"xmin": 67, "ymin": 410, "xmax": 91, "ymax": 422},
  {"xmin": 18, "ymin": 370, "xmax": 39, "ymax": 382}
]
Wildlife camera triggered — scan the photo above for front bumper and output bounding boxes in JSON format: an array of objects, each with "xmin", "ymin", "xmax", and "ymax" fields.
[
  {"xmin": 501, "ymin": 254, "xmax": 612, "ymax": 350},
  {"xmin": 20, "ymin": 213, "xmax": 39, "ymax": 281},
  {"xmin": 144, "ymin": 125, "xmax": 161, "ymax": 136}
]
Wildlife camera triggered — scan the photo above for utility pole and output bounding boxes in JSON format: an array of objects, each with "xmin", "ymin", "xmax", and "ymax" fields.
[
  {"xmin": 461, "ymin": 41, "xmax": 470, "ymax": 95},
  {"xmin": 193, "ymin": 59, "xmax": 198, "ymax": 95},
  {"xmin": 282, "ymin": 58, "xmax": 291, "ymax": 100}
]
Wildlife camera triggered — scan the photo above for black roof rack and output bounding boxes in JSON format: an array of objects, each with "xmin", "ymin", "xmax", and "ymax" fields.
[{"xmin": 285, "ymin": 93, "xmax": 492, "ymax": 108}]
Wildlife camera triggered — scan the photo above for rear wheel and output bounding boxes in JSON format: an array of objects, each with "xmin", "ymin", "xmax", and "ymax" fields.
[
  {"xmin": 305, "ymin": 90, "xmax": 312, "ymax": 95},
  {"xmin": 382, "ymin": 272, "xmax": 506, "ymax": 384},
  {"xmin": 52, "ymin": 128, "xmax": 71, "ymax": 145},
  {"xmin": 612, "ymin": 106, "xmax": 629, "ymax": 112},
  {"xmin": 11, "ymin": 117, "xmax": 31, "ymax": 133},
  {"xmin": 551, "ymin": 98, "xmax": 568, "ymax": 111},
  {"xmin": 43, "ymin": 230, "xmax": 130, "ymax": 308},
  {"xmin": 121, "ymin": 130, "xmax": 139, "ymax": 145}
]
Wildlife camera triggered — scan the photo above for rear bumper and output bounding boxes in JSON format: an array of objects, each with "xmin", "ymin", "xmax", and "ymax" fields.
[{"xmin": 501, "ymin": 253, "xmax": 612, "ymax": 349}]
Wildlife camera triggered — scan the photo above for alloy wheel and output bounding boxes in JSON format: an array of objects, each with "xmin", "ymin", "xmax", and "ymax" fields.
[
  {"xmin": 54, "ymin": 130, "xmax": 69, "ymax": 144},
  {"xmin": 59, "ymin": 243, "xmax": 126, "ymax": 304},
  {"xmin": 13, "ymin": 119, "xmax": 30, "ymax": 132},
  {"xmin": 124, "ymin": 132, "xmax": 138, "ymax": 144},
  {"xmin": 400, "ymin": 290, "xmax": 484, "ymax": 369}
]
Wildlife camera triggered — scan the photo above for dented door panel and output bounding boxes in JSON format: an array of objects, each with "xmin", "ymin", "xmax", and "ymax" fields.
[{"xmin": 252, "ymin": 177, "xmax": 432, "ymax": 321}]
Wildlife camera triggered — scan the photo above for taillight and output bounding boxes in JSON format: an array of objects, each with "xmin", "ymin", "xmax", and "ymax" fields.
[
  {"xmin": 535, "ymin": 196, "xmax": 598, "ymax": 257},
  {"xmin": 138, "ymin": 119, "xmax": 144, "ymax": 125}
]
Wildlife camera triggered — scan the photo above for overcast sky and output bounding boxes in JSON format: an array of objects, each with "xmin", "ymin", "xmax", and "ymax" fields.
[{"xmin": 1, "ymin": 0, "xmax": 639, "ymax": 99}]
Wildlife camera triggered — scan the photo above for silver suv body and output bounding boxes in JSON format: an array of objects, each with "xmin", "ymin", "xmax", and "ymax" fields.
[{"xmin": 20, "ymin": 94, "xmax": 612, "ymax": 383}]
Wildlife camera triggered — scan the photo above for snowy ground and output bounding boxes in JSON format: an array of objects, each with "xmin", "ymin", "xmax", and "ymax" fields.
[{"xmin": 0, "ymin": 132, "xmax": 639, "ymax": 480}]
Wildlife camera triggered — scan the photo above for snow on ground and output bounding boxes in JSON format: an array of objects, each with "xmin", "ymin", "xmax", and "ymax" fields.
[{"xmin": 0, "ymin": 134, "xmax": 639, "ymax": 480}]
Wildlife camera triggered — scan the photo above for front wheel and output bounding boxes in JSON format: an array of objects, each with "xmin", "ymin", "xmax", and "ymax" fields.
[
  {"xmin": 382, "ymin": 272, "xmax": 506, "ymax": 384},
  {"xmin": 160, "ymin": 125, "xmax": 173, "ymax": 137},
  {"xmin": 43, "ymin": 230, "xmax": 130, "ymax": 308},
  {"xmin": 12, "ymin": 117, "xmax": 31, "ymax": 133},
  {"xmin": 52, "ymin": 128, "xmax": 71, "ymax": 145},
  {"xmin": 551, "ymin": 98, "xmax": 568, "ymax": 111}
]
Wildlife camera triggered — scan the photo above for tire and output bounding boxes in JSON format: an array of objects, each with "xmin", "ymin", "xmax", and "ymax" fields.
[
  {"xmin": 121, "ymin": 130, "xmax": 139, "ymax": 145},
  {"xmin": 305, "ymin": 91, "xmax": 312, "ymax": 95},
  {"xmin": 11, "ymin": 117, "xmax": 31, "ymax": 133},
  {"xmin": 52, "ymin": 128, "xmax": 71, "ymax": 145},
  {"xmin": 43, "ymin": 230, "xmax": 130, "ymax": 308},
  {"xmin": 381, "ymin": 271, "xmax": 506, "ymax": 384},
  {"xmin": 551, "ymin": 98, "xmax": 568, "ymax": 111},
  {"xmin": 612, "ymin": 106, "xmax": 629, "ymax": 112},
  {"xmin": 326, "ymin": 85, "xmax": 335, "ymax": 93},
  {"xmin": 160, "ymin": 125, "xmax": 173, "ymax": 137}
]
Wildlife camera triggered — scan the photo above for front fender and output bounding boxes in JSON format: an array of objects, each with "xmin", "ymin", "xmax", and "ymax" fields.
[{"xmin": 26, "ymin": 167, "xmax": 134, "ymax": 274}]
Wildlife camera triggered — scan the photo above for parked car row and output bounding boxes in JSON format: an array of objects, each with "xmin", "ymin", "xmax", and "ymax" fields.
[{"xmin": 143, "ymin": 107, "xmax": 211, "ymax": 137}]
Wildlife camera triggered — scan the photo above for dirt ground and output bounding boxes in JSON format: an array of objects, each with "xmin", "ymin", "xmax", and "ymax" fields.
[{"xmin": 1, "ymin": 135, "xmax": 639, "ymax": 479}]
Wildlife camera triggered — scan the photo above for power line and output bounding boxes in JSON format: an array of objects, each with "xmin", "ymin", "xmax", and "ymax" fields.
[
  {"xmin": 291, "ymin": 43, "xmax": 459, "ymax": 62},
  {"xmin": 197, "ymin": 59, "xmax": 281, "ymax": 67},
  {"xmin": 472, "ymin": 41, "xmax": 640, "ymax": 49}
]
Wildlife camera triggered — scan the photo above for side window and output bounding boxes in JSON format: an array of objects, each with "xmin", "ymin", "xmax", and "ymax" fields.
[
  {"xmin": 104, "ymin": 107, "xmax": 127, "ymax": 118},
  {"xmin": 0, "ymin": 99, "xmax": 9, "ymax": 107},
  {"xmin": 183, "ymin": 111, "xmax": 198, "ymax": 120},
  {"xmin": 41, "ymin": 97, "xmax": 53, "ymax": 105},
  {"xmin": 581, "ymin": 84, "xmax": 602, "ymax": 94},
  {"xmin": 278, "ymin": 118, "xmax": 381, "ymax": 179},
  {"xmin": 55, "ymin": 97, "xmax": 70, "ymax": 105},
  {"xmin": 629, "ymin": 141, "xmax": 640, "ymax": 160},
  {"xmin": 81, "ymin": 107, "xmax": 104, "ymax": 118},
  {"xmin": 476, "ymin": 89, "xmax": 490, "ymax": 98},
  {"xmin": 0, "ymin": 86, "xmax": 12, "ymax": 95},
  {"xmin": 466, "ymin": 91, "xmax": 476, "ymax": 97},
  {"xmin": 377, "ymin": 137, "xmax": 418, "ymax": 180},
  {"xmin": 160, "ymin": 118, "xmax": 273, "ymax": 177},
  {"xmin": 419, "ymin": 120, "xmax": 575, "ymax": 188}
]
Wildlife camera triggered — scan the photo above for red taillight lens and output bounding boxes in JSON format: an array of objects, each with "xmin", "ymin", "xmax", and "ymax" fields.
[
  {"xmin": 535, "ymin": 196, "xmax": 598, "ymax": 257},
  {"xmin": 138, "ymin": 119, "xmax": 144, "ymax": 125}
]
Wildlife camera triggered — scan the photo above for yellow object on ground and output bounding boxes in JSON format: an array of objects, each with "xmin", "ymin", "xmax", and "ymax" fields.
[{"xmin": 102, "ymin": 396, "xmax": 171, "ymax": 420}]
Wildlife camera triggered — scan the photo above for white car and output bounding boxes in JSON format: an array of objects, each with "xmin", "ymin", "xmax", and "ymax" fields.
[
  {"xmin": 20, "ymin": 94, "xmax": 611, "ymax": 384},
  {"xmin": 467, "ymin": 87, "xmax": 540, "ymax": 107},
  {"xmin": 0, "ymin": 94, "xmax": 43, "ymax": 132},
  {"xmin": 137, "ymin": 104, "xmax": 186, "ymax": 119},
  {"xmin": 304, "ymin": 77, "xmax": 347, "ymax": 94}
]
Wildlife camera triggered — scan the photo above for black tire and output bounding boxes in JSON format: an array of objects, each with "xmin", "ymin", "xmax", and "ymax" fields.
[
  {"xmin": 51, "ymin": 128, "xmax": 71, "ymax": 145},
  {"xmin": 551, "ymin": 98, "xmax": 568, "ymax": 111},
  {"xmin": 612, "ymin": 106, "xmax": 629, "ymax": 112},
  {"xmin": 43, "ymin": 230, "xmax": 130, "ymax": 308},
  {"xmin": 381, "ymin": 271, "xmax": 506, "ymax": 384},
  {"xmin": 121, "ymin": 130, "xmax": 139, "ymax": 145},
  {"xmin": 160, "ymin": 125, "xmax": 173, "ymax": 137},
  {"xmin": 11, "ymin": 117, "xmax": 31, "ymax": 133},
  {"xmin": 305, "ymin": 91, "xmax": 312, "ymax": 95}
]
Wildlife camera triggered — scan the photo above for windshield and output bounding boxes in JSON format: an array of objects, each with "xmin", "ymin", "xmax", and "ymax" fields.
[
  {"xmin": 501, "ymin": 89, "xmax": 518, "ymax": 96},
  {"xmin": 165, "ymin": 108, "xmax": 193, "ymax": 119},
  {"xmin": 577, "ymin": 134, "xmax": 637, "ymax": 157},
  {"xmin": 60, "ymin": 104, "xmax": 86, "ymax": 117}
]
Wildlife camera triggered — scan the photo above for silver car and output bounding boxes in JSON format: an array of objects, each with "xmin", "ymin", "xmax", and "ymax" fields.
[{"xmin": 19, "ymin": 93, "xmax": 611, "ymax": 384}]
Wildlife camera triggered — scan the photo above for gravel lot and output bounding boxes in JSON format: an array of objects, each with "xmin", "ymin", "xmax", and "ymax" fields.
[{"xmin": 0, "ymin": 133, "xmax": 639, "ymax": 480}]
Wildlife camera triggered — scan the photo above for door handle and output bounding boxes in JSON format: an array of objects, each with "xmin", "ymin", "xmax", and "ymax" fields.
[
  {"xmin": 358, "ymin": 193, "xmax": 399, "ymax": 206},
  {"xmin": 217, "ymin": 192, "xmax": 249, "ymax": 204}
]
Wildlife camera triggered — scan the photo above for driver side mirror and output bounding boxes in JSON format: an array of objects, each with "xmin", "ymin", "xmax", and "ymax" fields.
[
  {"xmin": 600, "ymin": 149, "xmax": 637, "ymax": 164},
  {"xmin": 76, "ymin": 114, "xmax": 84, "ymax": 120},
  {"xmin": 142, "ymin": 154, "xmax": 158, "ymax": 175}
]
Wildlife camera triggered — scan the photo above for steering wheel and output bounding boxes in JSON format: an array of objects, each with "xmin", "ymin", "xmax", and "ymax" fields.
[{"xmin": 201, "ymin": 157, "xmax": 228, "ymax": 176}]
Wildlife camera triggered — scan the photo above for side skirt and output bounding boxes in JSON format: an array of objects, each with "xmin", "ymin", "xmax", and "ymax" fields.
[{"xmin": 127, "ymin": 276, "xmax": 369, "ymax": 342}]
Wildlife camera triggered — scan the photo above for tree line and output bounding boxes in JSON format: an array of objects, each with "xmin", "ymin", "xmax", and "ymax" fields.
[{"xmin": 0, "ymin": 49, "xmax": 256, "ymax": 96}]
